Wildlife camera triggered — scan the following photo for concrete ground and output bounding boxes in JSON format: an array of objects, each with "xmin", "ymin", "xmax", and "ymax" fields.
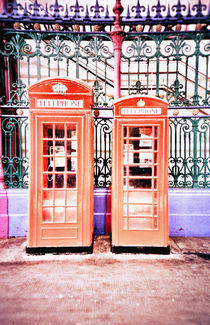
[{"xmin": 0, "ymin": 236, "xmax": 209, "ymax": 325}]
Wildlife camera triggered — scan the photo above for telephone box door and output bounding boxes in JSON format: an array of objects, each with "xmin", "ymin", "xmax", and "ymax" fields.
[
  {"xmin": 36, "ymin": 116, "xmax": 83, "ymax": 247},
  {"xmin": 112, "ymin": 96, "xmax": 169, "ymax": 248},
  {"xmin": 27, "ymin": 78, "xmax": 94, "ymax": 250}
]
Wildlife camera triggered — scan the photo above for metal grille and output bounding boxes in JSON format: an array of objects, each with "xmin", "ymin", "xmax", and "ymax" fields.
[
  {"xmin": 169, "ymin": 117, "xmax": 210, "ymax": 188},
  {"xmin": 1, "ymin": 115, "xmax": 209, "ymax": 188}
]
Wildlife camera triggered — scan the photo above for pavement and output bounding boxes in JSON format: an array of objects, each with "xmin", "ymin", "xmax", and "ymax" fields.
[{"xmin": 0, "ymin": 236, "xmax": 209, "ymax": 325}]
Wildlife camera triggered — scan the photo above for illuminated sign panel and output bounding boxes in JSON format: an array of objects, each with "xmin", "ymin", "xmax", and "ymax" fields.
[
  {"xmin": 121, "ymin": 107, "xmax": 161, "ymax": 115},
  {"xmin": 37, "ymin": 99, "xmax": 84, "ymax": 108}
]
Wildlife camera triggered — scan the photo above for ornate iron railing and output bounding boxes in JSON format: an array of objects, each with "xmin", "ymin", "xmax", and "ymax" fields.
[
  {"xmin": 94, "ymin": 117, "xmax": 112, "ymax": 187},
  {"xmin": 0, "ymin": 29, "xmax": 209, "ymax": 109},
  {"xmin": 0, "ymin": 1, "xmax": 209, "ymax": 189},
  {"xmin": 1, "ymin": 115, "xmax": 209, "ymax": 188},
  {"xmin": 0, "ymin": 31, "xmax": 114, "ymax": 108},
  {"xmin": 121, "ymin": 32, "xmax": 210, "ymax": 107},
  {"xmin": 0, "ymin": 0, "xmax": 209, "ymax": 28},
  {"xmin": 169, "ymin": 117, "xmax": 210, "ymax": 188},
  {"xmin": 1, "ymin": 115, "xmax": 29, "ymax": 188}
]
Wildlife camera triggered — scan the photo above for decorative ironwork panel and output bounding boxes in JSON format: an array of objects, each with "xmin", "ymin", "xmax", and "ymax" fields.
[
  {"xmin": 1, "ymin": 116, "xmax": 29, "ymax": 188},
  {"xmin": 122, "ymin": 32, "xmax": 210, "ymax": 107},
  {"xmin": 1, "ymin": 116, "xmax": 209, "ymax": 188},
  {"xmin": 169, "ymin": 117, "xmax": 210, "ymax": 188},
  {"xmin": 0, "ymin": 0, "xmax": 209, "ymax": 27},
  {"xmin": 0, "ymin": 31, "xmax": 114, "ymax": 108},
  {"xmin": 94, "ymin": 117, "xmax": 112, "ymax": 187}
]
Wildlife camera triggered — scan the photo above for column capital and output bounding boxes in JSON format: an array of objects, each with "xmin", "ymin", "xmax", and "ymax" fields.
[{"xmin": 110, "ymin": 30, "xmax": 125, "ymax": 51}]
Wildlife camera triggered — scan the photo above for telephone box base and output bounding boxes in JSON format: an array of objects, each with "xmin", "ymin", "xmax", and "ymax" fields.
[
  {"xmin": 26, "ymin": 245, "xmax": 93, "ymax": 255},
  {"xmin": 111, "ymin": 245, "xmax": 170, "ymax": 255}
]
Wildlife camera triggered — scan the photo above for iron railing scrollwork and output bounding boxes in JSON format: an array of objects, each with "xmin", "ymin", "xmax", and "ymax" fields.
[
  {"xmin": 0, "ymin": 31, "xmax": 114, "ymax": 108},
  {"xmin": 94, "ymin": 117, "xmax": 112, "ymax": 187},
  {"xmin": 1, "ymin": 115, "xmax": 209, "ymax": 189},
  {"xmin": 121, "ymin": 32, "xmax": 210, "ymax": 107},
  {"xmin": 1, "ymin": 116, "xmax": 29, "ymax": 188},
  {"xmin": 1, "ymin": 29, "xmax": 209, "ymax": 109},
  {"xmin": 169, "ymin": 117, "xmax": 210, "ymax": 188}
]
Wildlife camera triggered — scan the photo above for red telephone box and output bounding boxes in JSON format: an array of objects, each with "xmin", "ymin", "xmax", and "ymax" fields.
[
  {"xmin": 27, "ymin": 78, "xmax": 94, "ymax": 252},
  {"xmin": 112, "ymin": 96, "xmax": 169, "ymax": 252}
]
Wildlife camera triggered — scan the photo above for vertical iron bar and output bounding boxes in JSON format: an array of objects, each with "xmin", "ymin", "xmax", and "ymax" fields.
[
  {"xmin": 193, "ymin": 119, "xmax": 198, "ymax": 187},
  {"xmin": 48, "ymin": 57, "xmax": 50, "ymax": 77},
  {"xmin": 27, "ymin": 57, "xmax": 30, "ymax": 85},
  {"xmin": 104, "ymin": 59, "xmax": 107, "ymax": 102},
  {"xmin": 184, "ymin": 57, "xmax": 188, "ymax": 104},
  {"xmin": 193, "ymin": 35, "xmax": 200, "ymax": 105},
  {"xmin": 204, "ymin": 56, "xmax": 209, "ymax": 105},
  {"xmin": 36, "ymin": 35, "xmax": 41, "ymax": 80},
  {"xmin": 156, "ymin": 40, "xmax": 160, "ymax": 97},
  {"xmin": 19, "ymin": 120, "xmax": 23, "ymax": 187},
  {"xmin": 128, "ymin": 58, "xmax": 130, "ymax": 95},
  {"xmin": 7, "ymin": 56, "xmax": 12, "ymax": 104},
  {"xmin": 146, "ymin": 58, "xmax": 149, "ymax": 94},
  {"xmin": 166, "ymin": 58, "xmax": 169, "ymax": 102},
  {"xmin": 94, "ymin": 119, "xmax": 98, "ymax": 187}
]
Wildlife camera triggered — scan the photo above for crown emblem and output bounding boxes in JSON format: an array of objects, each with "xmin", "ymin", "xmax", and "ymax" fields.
[
  {"xmin": 52, "ymin": 83, "xmax": 68, "ymax": 93},
  {"xmin": 137, "ymin": 99, "xmax": 145, "ymax": 107}
]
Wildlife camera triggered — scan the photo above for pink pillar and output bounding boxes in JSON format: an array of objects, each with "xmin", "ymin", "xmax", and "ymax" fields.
[
  {"xmin": 110, "ymin": 0, "xmax": 125, "ymax": 100},
  {"xmin": 0, "ymin": 111, "xmax": 9, "ymax": 238},
  {"xmin": 0, "ymin": 0, "xmax": 10, "ymax": 237}
]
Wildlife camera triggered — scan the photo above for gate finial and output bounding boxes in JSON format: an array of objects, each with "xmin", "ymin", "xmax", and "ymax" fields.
[{"xmin": 112, "ymin": 0, "xmax": 124, "ymax": 32}]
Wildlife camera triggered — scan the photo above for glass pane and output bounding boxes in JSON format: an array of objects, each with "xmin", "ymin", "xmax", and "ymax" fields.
[
  {"xmin": 154, "ymin": 179, "xmax": 158, "ymax": 189},
  {"xmin": 128, "ymin": 218, "xmax": 153, "ymax": 230},
  {"xmin": 66, "ymin": 207, "xmax": 77, "ymax": 223},
  {"xmin": 139, "ymin": 152, "xmax": 153, "ymax": 164},
  {"xmin": 154, "ymin": 205, "xmax": 158, "ymax": 216},
  {"xmin": 154, "ymin": 165, "xmax": 157, "ymax": 176},
  {"xmin": 154, "ymin": 153, "xmax": 158, "ymax": 163},
  {"xmin": 126, "ymin": 167, "xmax": 152, "ymax": 176},
  {"xmin": 43, "ymin": 141, "xmax": 53, "ymax": 155},
  {"xmin": 154, "ymin": 192, "xmax": 158, "ymax": 204},
  {"xmin": 67, "ymin": 191, "xmax": 77, "ymax": 206},
  {"xmin": 123, "ymin": 218, "xmax": 128, "ymax": 230},
  {"xmin": 54, "ymin": 144, "xmax": 65, "ymax": 169},
  {"xmin": 134, "ymin": 205, "xmax": 153, "ymax": 216},
  {"xmin": 43, "ymin": 191, "xmax": 53, "ymax": 206},
  {"xmin": 67, "ymin": 125, "xmax": 77, "ymax": 139},
  {"xmin": 55, "ymin": 191, "xmax": 65, "ymax": 206},
  {"xmin": 43, "ymin": 157, "xmax": 51, "ymax": 172},
  {"xmin": 67, "ymin": 141, "xmax": 77, "ymax": 155},
  {"xmin": 43, "ymin": 124, "xmax": 53, "ymax": 138},
  {"xmin": 139, "ymin": 127, "xmax": 152, "ymax": 138},
  {"xmin": 154, "ymin": 217, "xmax": 158, "ymax": 229},
  {"xmin": 67, "ymin": 174, "xmax": 76, "ymax": 188},
  {"xmin": 43, "ymin": 174, "xmax": 53, "ymax": 188},
  {"xmin": 43, "ymin": 207, "xmax": 53, "ymax": 222},
  {"xmin": 154, "ymin": 126, "xmax": 159, "ymax": 137},
  {"xmin": 129, "ymin": 178, "xmax": 152, "ymax": 189},
  {"xmin": 67, "ymin": 157, "xmax": 77, "ymax": 172},
  {"xmin": 123, "ymin": 204, "xmax": 153, "ymax": 216},
  {"xmin": 154, "ymin": 140, "xmax": 158, "ymax": 150},
  {"xmin": 129, "ymin": 127, "xmax": 140, "ymax": 137},
  {"xmin": 128, "ymin": 140, "xmax": 139, "ymax": 149},
  {"xmin": 123, "ymin": 127, "xmax": 127, "ymax": 137},
  {"xmin": 54, "ymin": 207, "xmax": 65, "ymax": 222},
  {"xmin": 55, "ymin": 124, "xmax": 65, "ymax": 139},
  {"xmin": 123, "ymin": 191, "xmax": 153, "ymax": 204},
  {"xmin": 55, "ymin": 174, "xmax": 64, "ymax": 188}
]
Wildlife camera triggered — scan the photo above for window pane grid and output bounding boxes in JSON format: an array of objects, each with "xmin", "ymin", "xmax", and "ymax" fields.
[
  {"xmin": 41, "ymin": 123, "xmax": 78, "ymax": 224},
  {"xmin": 122, "ymin": 125, "xmax": 160, "ymax": 231}
]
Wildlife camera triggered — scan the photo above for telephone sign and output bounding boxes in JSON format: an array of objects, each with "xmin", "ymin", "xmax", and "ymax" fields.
[
  {"xmin": 112, "ymin": 96, "xmax": 169, "ymax": 251},
  {"xmin": 27, "ymin": 78, "xmax": 94, "ymax": 252}
]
